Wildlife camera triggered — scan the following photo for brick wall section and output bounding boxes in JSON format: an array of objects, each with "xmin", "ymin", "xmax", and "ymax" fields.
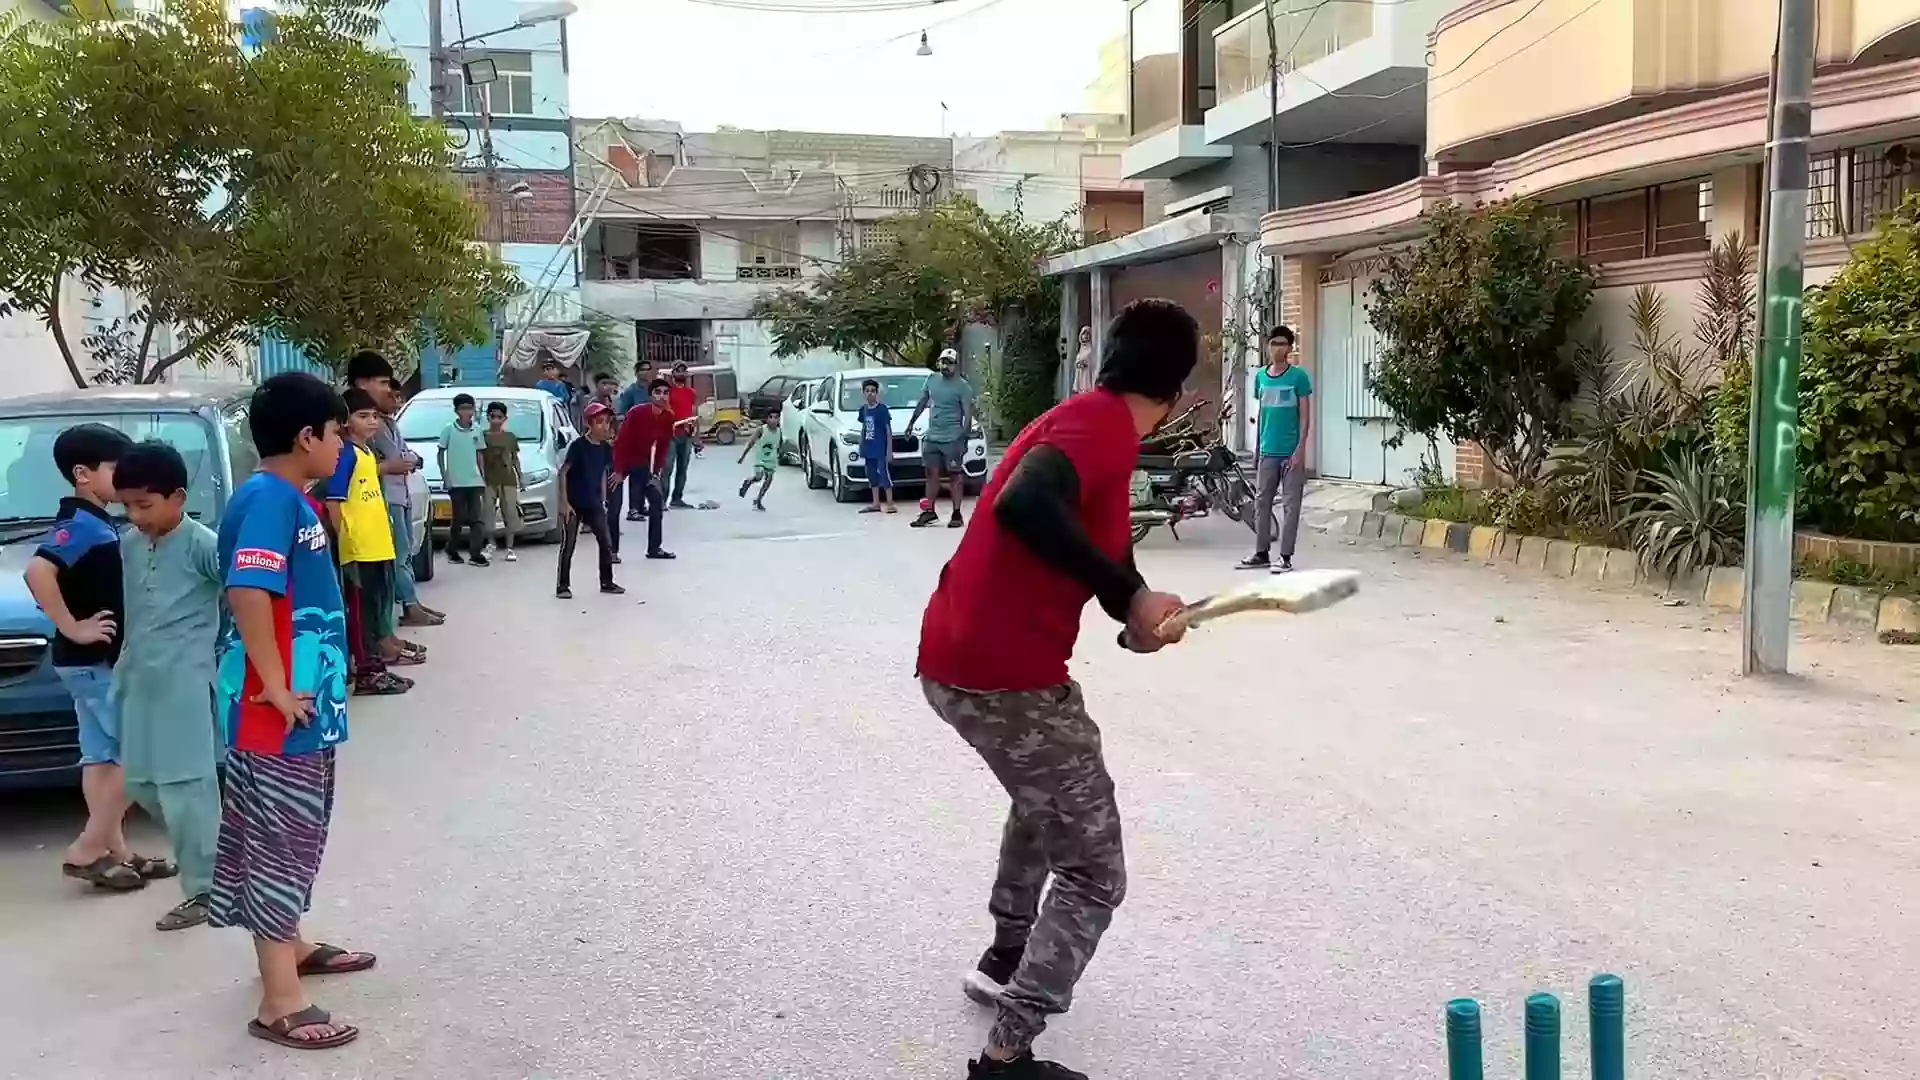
[
  {"xmin": 461, "ymin": 170, "xmax": 574, "ymax": 245},
  {"xmin": 1455, "ymin": 442, "xmax": 1511, "ymax": 489}
]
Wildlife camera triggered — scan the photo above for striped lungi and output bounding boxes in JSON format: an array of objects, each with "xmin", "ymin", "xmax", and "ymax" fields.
[{"xmin": 208, "ymin": 748, "xmax": 336, "ymax": 942}]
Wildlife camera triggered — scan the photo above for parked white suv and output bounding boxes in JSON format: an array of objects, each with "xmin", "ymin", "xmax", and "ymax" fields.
[{"xmin": 795, "ymin": 367, "xmax": 988, "ymax": 503}]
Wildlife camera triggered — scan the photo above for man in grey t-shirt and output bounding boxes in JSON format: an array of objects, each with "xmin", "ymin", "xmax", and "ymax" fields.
[{"xmin": 907, "ymin": 347, "xmax": 974, "ymax": 528}]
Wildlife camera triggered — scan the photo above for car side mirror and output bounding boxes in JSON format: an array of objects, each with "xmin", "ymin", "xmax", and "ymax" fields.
[{"xmin": 555, "ymin": 433, "xmax": 569, "ymax": 451}]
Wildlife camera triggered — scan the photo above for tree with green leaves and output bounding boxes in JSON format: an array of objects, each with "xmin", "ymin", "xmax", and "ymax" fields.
[
  {"xmin": 0, "ymin": 0, "xmax": 518, "ymax": 386},
  {"xmin": 752, "ymin": 196, "xmax": 1081, "ymax": 432},
  {"xmin": 1366, "ymin": 198, "xmax": 1597, "ymax": 484}
]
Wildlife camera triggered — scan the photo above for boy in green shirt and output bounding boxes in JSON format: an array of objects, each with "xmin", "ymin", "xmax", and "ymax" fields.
[
  {"xmin": 1239, "ymin": 325, "xmax": 1313, "ymax": 573},
  {"xmin": 735, "ymin": 404, "xmax": 783, "ymax": 511},
  {"xmin": 113, "ymin": 440, "xmax": 225, "ymax": 931}
]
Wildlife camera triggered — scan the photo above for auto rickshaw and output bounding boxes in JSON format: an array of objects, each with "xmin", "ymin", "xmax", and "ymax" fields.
[{"xmin": 683, "ymin": 364, "xmax": 746, "ymax": 445}]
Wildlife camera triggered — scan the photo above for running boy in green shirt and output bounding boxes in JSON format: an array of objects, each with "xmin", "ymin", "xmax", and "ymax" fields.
[{"xmin": 735, "ymin": 403, "xmax": 782, "ymax": 512}]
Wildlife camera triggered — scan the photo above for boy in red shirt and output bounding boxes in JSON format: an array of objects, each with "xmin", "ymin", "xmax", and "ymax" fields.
[
  {"xmin": 918, "ymin": 299, "xmax": 1197, "ymax": 1080},
  {"xmin": 661, "ymin": 361, "xmax": 699, "ymax": 508},
  {"xmin": 610, "ymin": 379, "xmax": 679, "ymax": 561}
]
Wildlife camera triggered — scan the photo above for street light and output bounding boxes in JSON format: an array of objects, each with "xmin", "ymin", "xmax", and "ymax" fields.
[{"xmin": 449, "ymin": 1, "xmax": 576, "ymax": 48}]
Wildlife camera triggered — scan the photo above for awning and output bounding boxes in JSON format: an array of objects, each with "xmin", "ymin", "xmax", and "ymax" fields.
[{"xmin": 1041, "ymin": 211, "xmax": 1249, "ymax": 277}]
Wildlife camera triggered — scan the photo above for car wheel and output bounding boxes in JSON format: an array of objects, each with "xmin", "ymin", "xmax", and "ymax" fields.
[
  {"xmin": 713, "ymin": 422, "xmax": 738, "ymax": 446},
  {"xmin": 830, "ymin": 449, "xmax": 859, "ymax": 503},
  {"xmin": 802, "ymin": 436, "xmax": 827, "ymax": 490},
  {"xmin": 412, "ymin": 532, "xmax": 435, "ymax": 583}
]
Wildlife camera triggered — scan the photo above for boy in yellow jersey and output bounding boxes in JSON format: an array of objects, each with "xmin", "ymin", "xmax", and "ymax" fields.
[{"xmin": 326, "ymin": 388, "xmax": 412, "ymax": 695}]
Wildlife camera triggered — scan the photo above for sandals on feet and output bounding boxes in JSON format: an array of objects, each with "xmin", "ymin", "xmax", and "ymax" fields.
[
  {"xmin": 61, "ymin": 855, "xmax": 146, "ymax": 891},
  {"xmin": 156, "ymin": 894, "xmax": 210, "ymax": 931},
  {"xmin": 298, "ymin": 943, "xmax": 378, "ymax": 976},
  {"xmin": 247, "ymin": 1005, "xmax": 359, "ymax": 1050},
  {"xmin": 124, "ymin": 854, "xmax": 179, "ymax": 880},
  {"xmin": 353, "ymin": 671, "xmax": 410, "ymax": 696}
]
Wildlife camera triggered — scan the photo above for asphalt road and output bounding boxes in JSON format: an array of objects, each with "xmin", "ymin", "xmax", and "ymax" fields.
[{"xmin": 2, "ymin": 457, "xmax": 1918, "ymax": 1080}]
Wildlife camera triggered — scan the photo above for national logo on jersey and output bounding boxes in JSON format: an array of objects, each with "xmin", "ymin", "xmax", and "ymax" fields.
[{"xmin": 234, "ymin": 547, "xmax": 286, "ymax": 573}]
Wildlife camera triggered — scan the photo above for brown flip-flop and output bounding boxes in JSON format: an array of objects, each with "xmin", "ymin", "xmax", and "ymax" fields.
[
  {"xmin": 125, "ymin": 854, "xmax": 179, "ymax": 880},
  {"xmin": 247, "ymin": 1004, "xmax": 359, "ymax": 1050},
  {"xmin": 156, "ymin": 894, "xmax": 210, "ymax": 932},
  {"xmin": 62, "ymin": 855, "xmax": 146, "ymax": 891},
  {"xmin": 297, "ymin": 943, "xmax": 377, "ymax": 976}
]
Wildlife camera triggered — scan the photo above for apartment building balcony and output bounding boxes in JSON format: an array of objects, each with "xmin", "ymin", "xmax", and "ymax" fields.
[
  {"xmin": 1428, "ymin": 0, "xmax": 1920, "ymax": 166},
  {"xmin": 1204, "ymin": 0, "xmax": 1448, "ymax": 148},
  {"xmin": 1121, "ymin": 0, "xmax": 1233, "ymax": 178}
]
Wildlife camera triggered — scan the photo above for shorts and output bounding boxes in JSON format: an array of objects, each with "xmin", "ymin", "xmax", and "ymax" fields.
[
  {"xmin": 56, "ymin": 664, "xmax": 119, "ymax": 766},
  {"xmin": 922, "ymin": 440, "xmax": 967, "ymax": 473},
  {"xmin": 863, "ymin": 449, "xmax": 893, "ymax": 489},
  {"xmin": 209, "ymin": 748, "xmax": 336, "ymax": 942}
]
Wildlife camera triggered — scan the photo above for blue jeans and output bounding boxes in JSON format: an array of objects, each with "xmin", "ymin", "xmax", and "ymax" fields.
[
  {"xmin": 660, "ymin": 435, "xmax": 695, "ymax": 502},
  {"xmin": 56, "ymin": 664, "xmax": 119, "ymax": 766},
  {"xmin": 387, "ymin": 502, "xmax": 418, "ymax": 606}
]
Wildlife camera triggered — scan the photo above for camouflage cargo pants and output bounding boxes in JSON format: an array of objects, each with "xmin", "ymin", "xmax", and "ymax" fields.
[{"xmin": 922, "ymin": 678, "xmax": 1127, "ymax": 1053}]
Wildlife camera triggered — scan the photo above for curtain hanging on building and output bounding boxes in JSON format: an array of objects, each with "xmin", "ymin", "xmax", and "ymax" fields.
[{"xmin": 499, "ymin": 327, "xmax": 589, "ymax": 373}]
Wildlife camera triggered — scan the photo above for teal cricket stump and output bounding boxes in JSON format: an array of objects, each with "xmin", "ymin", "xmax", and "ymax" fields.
[
  {"xmin": 1524, "ymin": 993, "xmax": 1561, "ymax": 1080},
  {"xmin": 1444, "ymin": 974, "xmax": 1625, "ymax": 1080},
  {"xmin": 1446, "ymin": 998, "xmax": 1485, "ymax": 1080}
]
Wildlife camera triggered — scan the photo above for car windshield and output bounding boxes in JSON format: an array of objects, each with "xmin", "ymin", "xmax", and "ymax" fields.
[
  {"xmin": 839, "ymin": 373, "xmax": 927, "ymax": 412},
  {"xmin": 399, "ymin": 397, "xmax": 545, "ymax": 443},
  {"xmin": 0, "ymin": 411, "xmax": 220, "ymax": 527}
]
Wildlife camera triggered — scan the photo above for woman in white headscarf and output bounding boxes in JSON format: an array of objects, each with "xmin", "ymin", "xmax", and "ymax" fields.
[{"xmin": 1072, "ymin": 326, "xmax": 1094, "ymax": 395}]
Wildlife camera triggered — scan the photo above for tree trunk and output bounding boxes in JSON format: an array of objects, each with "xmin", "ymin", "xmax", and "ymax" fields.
[
  {"xmin": 141, "ymin": 320, "xmax": 239, "ymax": 384},
  {"xmin": 44, "ymin": 274, "xmax": 89, "ymax": 389}
]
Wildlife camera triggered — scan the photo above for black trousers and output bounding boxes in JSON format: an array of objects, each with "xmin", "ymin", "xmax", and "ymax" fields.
[
  {"xmin": 556, "ymin": 504, "xmax": 615, "ymax": 590},
  {"xmin": 446, "ymin": 486, "xmax": 487, "ymax": 559},
  {"xmin": 625, "ymin": 469, "xmax": 665, "ymax": 554}
]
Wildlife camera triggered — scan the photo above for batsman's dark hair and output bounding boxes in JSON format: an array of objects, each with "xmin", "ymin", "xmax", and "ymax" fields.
[
  {"xmin": 862, "ymin": 378, "xmax": 880, "ymax": 391},
  {"xmin": 52, "ymin": 423, "xmax": 132, "ymax": 483},
  {"xmin": 1096, "ymin": 298, "xmax": 1200, "ymax": 404},
  {"xmin": 113, "ymin": 440, "xmax": 189, "ymax": 497},
  {"xmin": 250, "ymin": 372, "xmax": 349, "ymax": 457},
  {"xmin": 344, "ymin": 350, "xmax": 394, "ymax": 384},
  {"xmin": 648, "ymin": 377, "xmax": 671, "ymax": 393},
  {"xmin": 452, "ymin": 392, "xmax": 476, "ymax": 409},
  {"xmin": 1268, "ymin": 325, "xmax": 1296, "ymax": 345}
]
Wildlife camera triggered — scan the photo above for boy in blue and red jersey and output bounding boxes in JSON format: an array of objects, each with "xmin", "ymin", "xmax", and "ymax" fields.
[{"xmin": 211, "ymin": 372, "xmax": 375, "ymax": 1052}]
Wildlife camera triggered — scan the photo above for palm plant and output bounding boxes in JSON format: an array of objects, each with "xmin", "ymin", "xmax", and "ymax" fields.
[{"xmin": 1622, "ymin": 448, "xmax": 1747, "ymax": 581}]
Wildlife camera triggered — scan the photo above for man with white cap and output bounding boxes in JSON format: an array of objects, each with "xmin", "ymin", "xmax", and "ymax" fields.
[{"xmin": 907, "ymin": 346, "xmax": 975, "ymax": 528}]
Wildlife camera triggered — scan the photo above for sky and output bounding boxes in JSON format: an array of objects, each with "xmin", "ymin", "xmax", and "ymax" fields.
[{"xmin": 565, "ymin": 0, "xmax": 1125, "ymax": 136}]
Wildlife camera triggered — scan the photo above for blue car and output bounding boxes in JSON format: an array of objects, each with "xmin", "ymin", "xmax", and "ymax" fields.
[{"xmin": 0, "ymin": 385, "xmax": 428, "ymax": 792}]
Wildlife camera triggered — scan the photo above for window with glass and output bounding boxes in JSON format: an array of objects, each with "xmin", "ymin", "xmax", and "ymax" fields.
[
  {"xmin": 1129, "ymin": 0, "xmax": 1183, "ymax": 138},
  {"xmin": 837, "ymin": 373, "xmax": 928, "ymax": 412},
  {"xmin": 1651, "ymin": 180, "xmax": 1711, "ymax": 256},
  {"xmin": 1544, "ymin": 178, "xmax": 1713, "ymax": 264},
  {"xmin": 737, "ymin": 225, "xmax": 801, "ymax": 267},
  {"xmin": 398, "ymin": 396, "xmax": 545, "ymax": 444},
  {"xmin": 459, "ymin": 52, "xmax": 535, "ymax": 117},
  {"xmin": 0, "ymin": 412, "xmax": 221, "ymax": 530}
]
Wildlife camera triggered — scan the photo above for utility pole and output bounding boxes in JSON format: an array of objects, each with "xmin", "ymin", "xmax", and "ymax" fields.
[
  {"xmin": 1263, "ymin": 0, "xmax": 1283, "ymax": 325},
  {"xmin": 1741, "ymin": 0, "xmax": 1817, "ymax": 676},
  {"xmin": 425, "ymin": 0, "xmax": 449, "ymax": 389}
]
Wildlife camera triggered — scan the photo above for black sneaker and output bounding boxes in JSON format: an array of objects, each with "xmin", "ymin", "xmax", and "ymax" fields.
[
  {"xmin": 962, "ymin": 944, "xmax": 1023, "ymax": 1006},
  {"xmin": 469, "ymin": 554, "xmax": 491, "ymax": 567},
  {"xmin": 446, "ymin": 551, "xmax": 466, "ymax": 565},
  {"xmin": 646, "ymin": 549, "xmax": 677, "ymax": 561},
  {"xmin": 1236, "ymin": 554, "xmax": 1270, "ymax": 570},
  {"xmin": 909, "ymin": 510, "xmax": 939, "ymax": 528},
  {"xmin": 600, "ymin": 582, "xmax": 626, "ymax": 595},
  {"xmin": 612, "ymin": 553, "xmax": 623, "ymax": 565},
  {"xmin": 669, "ymin": 499, "xmax": 694, "ymax": 510},
  {"xmin": 1272, "ymin": 556, "xmax": 1294, "ymax": 574},
  {"xmin": 738, "ymin": 478, "xmax": 753, "ymax": 498},
  {"xmin": 967, "ymin": 1051, "xmax": 1088, "ymax": 1080},
  {"xmin": 948, "ymin": 511, "xmax": 965, "ymax": 528},
  {"xmin": 556, "ymin": 587, "xmax": 573, "ymax": 600}
]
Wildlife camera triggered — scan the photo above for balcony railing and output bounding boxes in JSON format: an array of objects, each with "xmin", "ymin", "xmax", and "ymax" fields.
[{"xmin": 1214, "ymin": 1, "xmax": 1374, "ymax": 103}]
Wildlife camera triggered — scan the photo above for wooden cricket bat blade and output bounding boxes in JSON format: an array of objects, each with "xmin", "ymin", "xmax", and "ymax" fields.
[{"xmin": 1163, "ymin": 569, "xmax": 1361, "ymax": 633}]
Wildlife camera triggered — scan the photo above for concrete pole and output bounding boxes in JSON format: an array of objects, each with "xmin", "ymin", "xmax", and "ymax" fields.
[
  {"xmin": 1741, "ymin": 0, "xmax": 1817, "ymax": 676},
  {"xmin": 423, "ymin": 0, "xmax": 448, "ymax": 389},
  {"xmin": 1089, "ymin": 267, "xmax": 1110, "ymax": 373},
  {"xmin": 1264, "ymin": 0, "xmax": 1283, "ymax": 324},
  {"xmin": 1059, "ymin": 276, "xmax": 1080, "ymax": 402}
]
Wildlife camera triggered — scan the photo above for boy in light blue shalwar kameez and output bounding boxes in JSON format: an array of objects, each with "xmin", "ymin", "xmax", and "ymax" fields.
[{"xmin": 113, "ymin": 441, "xmax": 225, "ymax": 932}]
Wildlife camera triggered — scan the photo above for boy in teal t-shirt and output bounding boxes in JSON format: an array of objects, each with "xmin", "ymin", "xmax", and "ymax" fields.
[{"xmin": 1239, "ymin": 325, "xmax": 1313, "ymax": 573}]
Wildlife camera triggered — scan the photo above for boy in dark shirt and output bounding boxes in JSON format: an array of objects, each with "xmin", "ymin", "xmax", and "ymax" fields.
[
  {"xmin": 556, "ymin": 402, "xmax": 623, "ymax": 599},
  {"xmin": 918, "ymin": 300, "xmax": 1195, "ymax": 1080},
  {"xmin": 25, "ymin": 423, "xmax": 165, "ymax": 893}
]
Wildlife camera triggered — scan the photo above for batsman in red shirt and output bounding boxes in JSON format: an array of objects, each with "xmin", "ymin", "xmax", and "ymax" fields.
[
  {"xmin": 917, "ymin": 299, "xmax": 1197, "ymax": 1080},
  {"xmin": 610, "ymin": 379, "xmax": 680, "ymax": 561}
]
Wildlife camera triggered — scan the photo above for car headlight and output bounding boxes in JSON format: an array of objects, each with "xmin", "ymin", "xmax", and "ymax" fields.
[
  {"xmin": 839, "ymin": 431, "xmax": 860, "ymax": 445},
  {"xmin": 522, "ymin": 468, "xmax": 553, "ymax": 487}
]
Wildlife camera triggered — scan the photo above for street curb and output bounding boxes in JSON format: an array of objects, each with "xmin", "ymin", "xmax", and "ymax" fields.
[{"xmin": 1339, "ymin": 510, "xmax": 1920, "ymax": 646}]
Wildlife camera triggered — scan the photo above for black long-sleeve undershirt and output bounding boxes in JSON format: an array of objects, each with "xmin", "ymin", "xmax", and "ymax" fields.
[{"xmin": 992, "ymin": 444, "xmax": 1144, "ymax": 623}]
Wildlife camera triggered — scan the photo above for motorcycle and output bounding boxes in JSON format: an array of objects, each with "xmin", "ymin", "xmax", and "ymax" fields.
[{"xmin": 1129, "ymin": 401, "xmax": 1270, "ymax": 545}]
